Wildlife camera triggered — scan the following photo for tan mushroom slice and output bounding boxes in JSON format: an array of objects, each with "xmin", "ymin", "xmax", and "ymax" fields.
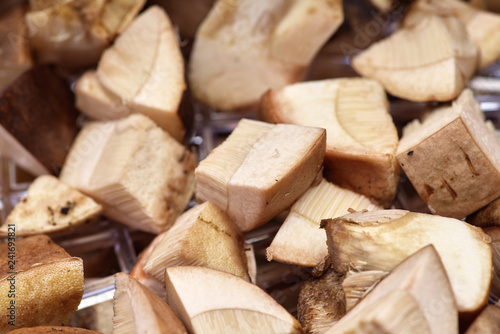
[
  {"xmin": 8, "ymin": 327, "xmax": 101, "ymax": 333},
  {"xmin": 297, "ymin": 269, "xmax": 346, "ymax": 334},
  {"xmin": 350, "ymin": 246, "xmax": 456, "ymax": 334},
  {"xmin": 325, "ymin": 290, "xmax": 431, "ymax": 334},
  {"xmin": 80, "ymin": 5, "xmax": 187, "ymax": 142},
  {"xmin": 465, "ymin": 305, "xmax": 500, "ymax": 333},
  {"xmin": 322, "ymin": 209, "xmax": 491, "ymax": 316},
  {"xmin": 266, "ymin": 178, "xmax": 381, "ymax": 267},
  {"xmin": 0, "ymin": 175, "xmax": 102, "ymax": 236},
  {"xmin": 259, "ymin": 78, "xmax": 399, "ymax": 206},
  {"xmin": 113, "ymin": 273, "xmax": 188, "ymax": 334},
  {"xmin": 0, "ymin": 65, "xmax": 79, "ymax": 176},
  {"xmin": 352, "ymin": 13, "xmax": 478, "ymax": 102},
  {"xmin": 326, "ymin": 245, "xmax": 457, "ymax": 334},
  {"xmin": 195, "ymin": 118, "xmax": 326, "ymax": 232},
  {"xmin": 134, "ymin": 202, "xmax": 250, "ymax": 293},
  {"xmin": 0, "ymin": 4, "xmax": 32, "ymax": 93},
  {"xmin": 165, "ymin": 266, "xmax": 303, "ymax": 334},
  {"xmin": 406, "ymin": 0, "xmax": 500, "ymax": 69},
  {"xmin": 75, "ymin": 71, "xmax": 130, "ymax": 122},
  {"xmin": 189, "ymin": 0, "xmax": 344, "ymax": 111},
  {"xmin": 0, "ymin": 235, "xmax": 84, "ymax": 332},
  {"xmin": 60, "ymin": 114, "xmax": 197, "ymax": 234},
  {"xmin": 26, "ymin": 0, "xmax": 145, "ymax": 68},
  {"xmin": 397, "ymin": 89, "xmax": 500, "ymax": 219},
  {"xmin": 132, "ymin": 208, "xmax": 256, "ymax": 299},
  {"xmin": 342, "ymin": 270, "xmax": 388, "ymax": 311}
]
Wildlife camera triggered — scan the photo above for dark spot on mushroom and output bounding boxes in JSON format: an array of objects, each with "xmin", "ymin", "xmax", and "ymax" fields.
[
  {"xmin": 407, "ymin": 150, "xmax": 414, "ymax": 156},
  {"xmin": 423, "ymin": 184, "xmax": 434, "ymax": 202},
  {"xmin": 199, "ymin": 218, "xmax": 230, "ymax": 237},
  {"xmin": 460, "ymin": 147, "xmax": 479, "ymax": 176},
  {"xmin": 441, "ymin": 179, "xmax": 457, "ymax": 200},
  {"xmin": 60, "ymin": 201, "xmax": 76, "ymax": 215}
]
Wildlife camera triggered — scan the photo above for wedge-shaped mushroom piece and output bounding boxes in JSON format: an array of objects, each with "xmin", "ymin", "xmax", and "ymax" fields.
[
  {"xmin": 165, "ymin": 266, "xmax": 303, "ymax": 334},
  {"xmin": 0, "ymin": 235, "xmax": 84, "ymax": 333},
  {"xmin": 342, "ymin": 270, "xmax": 388, "ymax": 311},
  {"xmin": 297, "ymin": 269, "xmax": 346, "ymax": 334},
  {"xmin": 397, "ymin": 89, "xmax": 500, "ymax": 219},
  {"xmin": 75, "ymin": 71, "xmax": 130, "ymax": 122},
  {"xmin": 0, "ymin": 65, "xmax": 79, "ymax": 176},
  {"xmin": 60, "ymin": 114, "xmax": 197, "ymax": 234},
  {"xmin": 266, "ymin": 178, "xmax": 381, "ymax": 267},
  {"xmin": 260, "ymin": 78, "xmax": 399, "ymax": 206},
  {"xmin": 352, "ymin": 13, "xmax": 478, "ymax": 102},
  {"xmin": 9, "ymin": 327, "xmax": 100, "ymax": 333},
  {"xmin": 326, "ymin": 245, "xmax": 457, "ymax": 334},
  {"xmin": 347, "ymin": 246, "xmax": 457, "ymax": 334},
  {"xmin": 189, "ymin": 0, "xmax": 344, "ymax": 111},
  {"xmin": 134, "ymin": 202, "xmax": 250, "ymax": 293},
  {"xmin": 322, "ymin": 209, "xmax": 491, "ymax": 315},
  {"xmin": 113, "ymin": 273, "xmax": 187, "ymax": 334},
  {"xmin": 325, "ymin": 290, "xmax": 431, "ymax": 334},
  {"xmin": 26, "ymin": 0, "xmax": 145, "ymax": 68},
  {"xmin": 0, "ymin": 175, "xmax": 101, "ymax": 236},
  {"xmin": 76, "ymin": 6, "xmax": 188, "ymax": 143},
  {"xmin": 465, "ymin": 305, "xmax": 500, "ymax": 333},
  {"xmin": 0, "ymin": 5, "xmax": 32, "ymax": 93},
  {"xmin": 406, "ymin": 0, "xmax": 500, "ymax": 69},
  {"xmin": 195, "ymin": 118, "xmax": 326, "ymax": 232},
  {"xmin": 130, "ymin": 226, "xmax": 257, "ymax": 300}
]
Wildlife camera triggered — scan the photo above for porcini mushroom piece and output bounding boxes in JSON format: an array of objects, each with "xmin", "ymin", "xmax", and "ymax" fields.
[
  {"xmin": 165, "ymin": 266, "xmax": 303, "ymax": 334},
  {"xmin": 322, "ymin": 209, "xmax": 491, "ymax": 316},
  {"xmin": 195, "ymin": 118, "xmax": 326, "ymax": 232},
  {"xmin": 0, "ymin": 175, "xmax": 102, "ymax": 236}
]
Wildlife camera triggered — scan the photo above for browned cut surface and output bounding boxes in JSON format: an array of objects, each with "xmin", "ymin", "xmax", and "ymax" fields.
[
  {"xmin": 0, "ymin": 66, "xmax": 79, "ymax": 174},
  {"xmin": 297, "ymin": 269, "xmax": 346, "ymax": 334},
  {"xmin": 0, "ymin": 234, "xmax": 70, "ymax": 279}
]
